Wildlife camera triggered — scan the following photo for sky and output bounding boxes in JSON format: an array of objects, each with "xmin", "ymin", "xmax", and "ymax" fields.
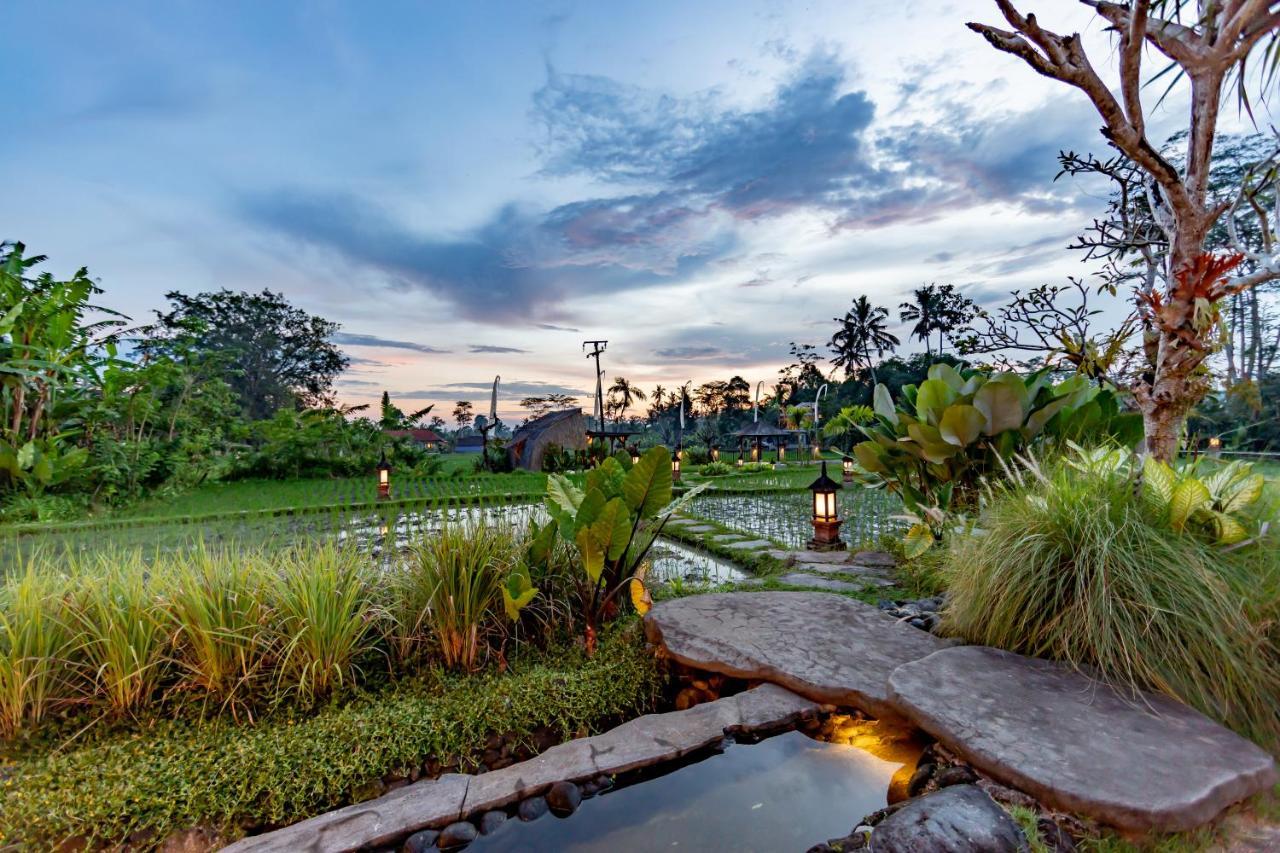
[{"xmin": 1, "ymin": 1, "xmax": 1262, "ymax": 423}]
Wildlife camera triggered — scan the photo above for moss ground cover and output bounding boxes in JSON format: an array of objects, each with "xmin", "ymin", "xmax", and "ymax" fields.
[{"xmin": 0, "ymin": 624, "xmax": 660, "ymax": 848}]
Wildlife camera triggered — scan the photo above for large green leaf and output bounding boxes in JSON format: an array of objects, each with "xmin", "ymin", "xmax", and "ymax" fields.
[
  {"xmin": 586, "ymin": 456, "xmax": 627, "ymax": 501},
  {"xmin": 1169, "ymin": 478, "xmax": 1211, "ymax": 532},
  {"xmin": 938, "ymin": 404, "xmax": 985, "ymax": 447},
  {"xmin": 576, "ymin": 527, "xmax": 605, "ymax": 583},
  {"xmin": 873, "ymin": 384, "xmax": 898, "ymax": 426},
  {"xmin": 593, "ymin": 497, "xmax": 634, "ymax": 562},
  {"xmin": 906, "ymin": 423, "xmax": 959, "ymax": 464},
  {"xmin": 1024, "ymin": 396, "xmax": 1073, "ymax": 437},
  {"xmin": 902, "ymin": 522, "xmax": 935, "ymax": 559},
  {"xmin": 546, "ymin": 474, "xmax": 584, "ymax": 517},
  {"xmin": 915, "ymin": 379, "xmax": 957, "ymax": 426},
  {"xmin": 927, "ymin": 362, "xmax": 966, "ymax": 392},
  {"xmin": 1141, "ymin": 457, "xmax": 1176, "ymax": 505},
  {"xmin": 575, "ymin": 488, "xmax": 606, "ymax": 531},
  {"xmin": 623, "ymin": 446, "xmax": 673, "ymax": 519},
  {"xmin": 853, "ymin": 442, "xmax": 888, "ymax": 474},
  {"xmin": 973, "ymin": 380, "xmax": 1024, "ymax": 435}
]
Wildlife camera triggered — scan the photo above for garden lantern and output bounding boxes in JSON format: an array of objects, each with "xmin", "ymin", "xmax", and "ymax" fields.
[
  {"xmin": 751, "ymin": 442, "xmax": 760, "ymax": 463},
  {"xmin": 806, "ymin": 461, "xmax": 844, "ymax": 551},
  {"xmin": 671, "ymin": 446, "xmax": 681, "ymax": 482},
  {"xmin": 736, "ymin": 446, "xmax": 744, "ymax": 468},
  {"xmin": 1208, "ymin": 436, "xmax": 1222, "ymax": 456},
  {"xmin": 842, "ymin": 455, "xmax": 854, "ymax": 483},
  {"xmin": 630, "ymin": 445, "xmax": 641, "ymax": 465},
  {"xmin": 811, "ymin": 442, "xmax": 822, "ymax": 461},
  {"xmin": 777, "ymin": 441, "xmax": 786, "ymax": 463},
  {"xmin": 711, "ymin": 443, "xmax": 720, "ymax": 463},
  {"xmin": 376, "ymin": 451, "xmax": 392, "ymax": 500}
]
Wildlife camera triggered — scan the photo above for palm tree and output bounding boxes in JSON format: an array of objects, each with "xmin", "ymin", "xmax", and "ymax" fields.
[
  {"xmin": 830, "ymin": 296, "xmax": 899, "ymax": 384},
  {"xmin": 899, "ymin": 285, "xmax": 942, "ymax": 358},
  {"xmin": 607, "ymin": 376, "xmax": 646, "ymax": 422}
]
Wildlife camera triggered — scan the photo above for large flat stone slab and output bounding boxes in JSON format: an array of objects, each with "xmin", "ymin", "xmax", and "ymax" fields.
[
  {"xmin": 723, "ymin": 538, "xmax": 773, "ymax": 551},
  {"xmin": 225, "ymin": 685, "xmax": 816, "ymax": 851},
  {"xmin": 645, "ymin": 591, "xmax": 945, "ymax": 718},
  {"xmin": 221, "ymin": 773, "xmax": 469, "ymax": 853},
  {"xmin": 888, "ymin": 646, "xmax": 1279, "ymax": 832},
  {"xmin": 772, "ymin": 573, "xmax": 873, "ymax": 593}
]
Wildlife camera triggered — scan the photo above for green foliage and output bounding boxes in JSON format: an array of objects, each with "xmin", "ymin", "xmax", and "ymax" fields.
[
  {"xmin": 0, "ymin": 627, "xmax": 660, "ymax": 848},
  {"xmin": 0, "ymin": 565, "xmax": 74, "ymax": 738},
  {"xmin": 942, "ymin": 450, "xmax": 1280, "ymax": 748},
  {"xmin": 698, "ymin": 461, "xmax": 733, "ymax": 477},
  {"xmin": 855, "ymin": 365, "xmax": 1141, "ymax": 515},
  {"xmin": 543, "ymin": 446, "xmax": 706, "ymax": 648}
]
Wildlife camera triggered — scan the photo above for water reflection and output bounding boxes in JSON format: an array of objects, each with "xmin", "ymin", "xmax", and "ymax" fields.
[{"xmin": 469, "ymin": 730, "xmax": 913, "ymax": 852}]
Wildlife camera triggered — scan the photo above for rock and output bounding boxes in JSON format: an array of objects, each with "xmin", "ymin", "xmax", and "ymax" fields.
[
  {"xmin": 645, "ymin": 592, "xmax": 944, "ymax": 717},
  {"xmin": 592, "ymin": 774, "xmax": 614, "ymax": 793},
  {"xmin": 852, "ymin": 550, "xmax": 896, "ymax": 568},
  {"xmin": 477, "ymin": 810, "xmax": 507, "ymax": 835},
  {"xmin": 935, "ymin": 765, "xmax": 979, "ymax": 788},
  {"xmin": 1036, "ymin": 818, "xmax": 1077, "ymax": 853},
  {"xmin": 517, "ymin": 796, "xmax": 549, "ymax": 822},
  {"xmin": 546, "ymin": 781, "xmax": 582, "ymax": 816},
  {"xmin": 401, "ymin": 829, "xmax": 439, "ymax": 853},
  {"xmin": 906, "ymin": 763, "xmax": 935, "ymax": 797},
  {"xmin": 437, "ymin": 820, "xmax": 478, "ymax": 849},
  {"xmin": 889, "ymin": 646, "xmax": 1280, "ymax": 832},
  {"xmin": 774, "ymin": 573, "xmax": 878, "ymax": 593},
  {"xmin": 723, "ymin": 539, "xmax": 774, "ymax": 550},
  {"xmin": 580, "ymin": 780, "xmax": 600, "ymax": 797},
  {"xmin": 872, "ymin": 784, "xmax": 1029, "ymax": 852}
]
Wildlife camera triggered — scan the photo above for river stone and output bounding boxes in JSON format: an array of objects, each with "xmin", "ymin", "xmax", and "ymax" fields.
[
  {"xmin": 546, "ymin": 781, "xmax": 582, "ymax": 815},
  {"xmin": 871, "ymin": 784, "xmax": 1029, "ymax": 852},
  {"xmin": 645, "ymin": 592, "xmax": 945, "ymax": 717},
  {"xmin": 401, "ymin": 829, "xmax": 439, "ymax": 853},
  {"xmin": 517, "ymin": 796, "xmax": 549, "ymax": 821},
  {"xmin": 477, "ymin": 810, "xmax": 507, "ymax": 835},
  {"xmin": 888, "ymin": 646, "xmax": 1280, "ymax": 832},
  {"xmin": 220, "ymin": 773, "xmax": 469, "ymax": 853}
]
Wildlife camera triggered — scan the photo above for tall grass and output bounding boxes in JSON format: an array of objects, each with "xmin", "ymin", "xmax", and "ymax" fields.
[
  {"xmin": 400, "ymin": 524, "xmax": 518, "ymax": 671},
  {"xmin": 943, "ymin": 457, "xmax": 1280, "ymax": 748},
  {"xmin": 167, "ymin": 546, "xmax": 270, "ymax": 716},
  {"xmin": 0, "ymin": 564, "xmax": 74, "ymax": 737},
  {"xmin": 69, "ymin": 553, "xmax": 172, "ymax": 717},
  {"xmin": 271, "ymin": 543, "xmax": 380, "ymax": 701}
]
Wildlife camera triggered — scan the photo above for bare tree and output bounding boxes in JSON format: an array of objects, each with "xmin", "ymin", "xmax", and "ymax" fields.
[{"xmin": 969, "ymin": 1, "xmax": 1280, "ymax": 460}]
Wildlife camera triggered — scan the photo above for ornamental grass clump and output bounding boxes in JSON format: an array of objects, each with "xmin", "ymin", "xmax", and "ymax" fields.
[
  {"xmin": 942, "ymin": 453, "xmax": 1280, "ymax": 748},
  {"xmin": 0, "ymin": 564, "xmax": 74, "ymax": 737}
]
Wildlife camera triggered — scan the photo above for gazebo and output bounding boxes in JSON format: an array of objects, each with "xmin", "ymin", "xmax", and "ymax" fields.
[{"xmin": 732, "ymin": 421, "xmax": 793, "ymax": 464}]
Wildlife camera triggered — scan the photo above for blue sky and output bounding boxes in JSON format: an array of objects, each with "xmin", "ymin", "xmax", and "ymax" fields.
[{"xmin": 1, "ymin": 1, "xmax": 1248, "ymax": 419}]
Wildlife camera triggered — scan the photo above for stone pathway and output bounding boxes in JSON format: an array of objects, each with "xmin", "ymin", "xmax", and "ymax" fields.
[
  {"xmin": 221, "ymin": 684, "xmax": 817, "ymax": 853},
  {"xmin": 888, "ymin": 645, "xmax": 1278, "ymax": 833},
  {"xmin": 644, "ymin": 592, "xmax": 1280, "ymax": 834},
  {"xmin": 644, "ymin": 591, "xmax": 945, "ymax": 718}
]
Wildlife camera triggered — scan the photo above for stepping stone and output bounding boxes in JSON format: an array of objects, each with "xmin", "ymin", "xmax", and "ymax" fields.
[
  {"xmin": 645, "ymin": 591, "xmax": 945, "ymax": 718},
  {"xmin": 764, "ymin": 549, "xmax": 798, "ymax": 565},
  {"xmin": 785, "ymin": 549, "xmax": 855, "ymax": 564},
  {"xmin": 888, "ymin": 646, "xmax": 1279, "ymax": 832},
  {"xmin": 773, "ymin": 573, "xmax": 869, "ymax": 593},
  {"xmin": 852, "ymin": 550, "xmax": 896, "ymax": 568},
  {"xmin": 710, "ymin": 534, "xmax": 745, "ymax": 543},
  {"xmin": 679, "ymin": 524, "xmax": 717, "ymax": 533},
  {"xmin": 795, "ymin": 562, "xmax": 891, "ymax": 578},
  {"xmin": 871, "ymin": 784, "xmax": 1029, "ymax": 852},
  {"xmin": 723, "ymin": 539, "xmax": 773, "ymax": 551}
]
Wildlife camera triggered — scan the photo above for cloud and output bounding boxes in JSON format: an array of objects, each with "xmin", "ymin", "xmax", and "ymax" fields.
[
  {"xmin": 653, "ymin": 345, "xmax": 729, "ymax": 360},
  {"xmin": 330, "ymin": 331, "xmax": 450, "ymax": 353},
  {"xmin": 337, "ymin": 378, "xmax": 379, "ymax": 387},
  {"xmin": 738, "ymin": 275, "xmax": 773, "ymax": 288},
  {"xmin": 396, "ymin": 379, "xmax": 589, "ymax": 399},
  {"xmin": 536, "ymin": 323, "xmax": 581, "ymax": 332},
  {"xmin": 469, "ymin": 345, "xmax": 529, "ymax": 354},
  {"xmin": 344, "ymin": 354, "xmax": 390, "ymax": 367}
]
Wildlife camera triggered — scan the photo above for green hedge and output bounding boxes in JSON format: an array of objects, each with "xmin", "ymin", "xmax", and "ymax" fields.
[{"xmin": 0, "ymin": 625, "xmax": 661, "ymax": 848}]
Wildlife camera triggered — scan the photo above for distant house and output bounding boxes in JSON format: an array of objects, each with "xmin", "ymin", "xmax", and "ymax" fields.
[
  {"xmin": 507, "ymin": 409, "xmax": 587, "ymax": 471},
  {"xmin": 384, "ymin": 428, "xmax": 445, "ymax": 451},
  {"xmin": 454, "ymin": 435, "xmax": 486, "ymax": 454}
]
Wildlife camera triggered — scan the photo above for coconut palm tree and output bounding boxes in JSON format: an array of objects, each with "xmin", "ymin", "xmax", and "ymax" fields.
[
  {"xmin": 607, "ymin": 376, "xmax": 646, "ymax": 423},
  {"xmin": 830, "ymin": 295, "xmax": 899, "ymax": 384},
  {"xmin": 899, "ymin": 285, "xmax": 943, "ymax": 358}
]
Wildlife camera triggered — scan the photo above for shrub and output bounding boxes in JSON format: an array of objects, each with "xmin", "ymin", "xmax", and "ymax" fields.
[
  {"xmin": 0, "ymin": 564, "xmax": 74, "ymax": 737},
  {"xmin": 698, "ymin": 461, "xmax": 733, "ymax": 477},
  {"xmin": 942, "ymin": 453, "xmax": 1280, "ymax": 747},
  {"xmin": 270, "ymin": 544, "xmax": 380, "ymax": 701}
]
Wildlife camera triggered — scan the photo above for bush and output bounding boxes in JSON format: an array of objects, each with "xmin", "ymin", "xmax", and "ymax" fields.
[
  {"xmin": 698, "ymin": 461, "xmax": 733, "ymax": 477},
  {"xmin": 942, "ymin": 453, "xmax": 1280, "ymax": 748}
]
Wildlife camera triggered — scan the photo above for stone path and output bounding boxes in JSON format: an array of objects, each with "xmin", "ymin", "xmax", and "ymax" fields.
[
  {"xmin": 644, "ymin": 591, "xmax": 945, "ymax": 718},
  {"xmin": 888, "ymin": 646, "xmax": 1279, "ymax": 833},
  {"xmin": 221, "ymin": 684, "xmax": 816, "ymax": 853},
  {"xmin": 644, "ymin": 592, "xmax": 1279, "ymax": 833}
]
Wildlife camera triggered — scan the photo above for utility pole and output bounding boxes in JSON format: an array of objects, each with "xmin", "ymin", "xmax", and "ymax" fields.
[{"xmin": 583, "ymin": 340, "xmax": 608, "ymax": 431}]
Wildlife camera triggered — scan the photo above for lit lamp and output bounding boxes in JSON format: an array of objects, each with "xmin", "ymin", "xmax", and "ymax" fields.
[
  {"xmin": 811, "ymin": 442, "xmax": 822, "ymax": 461},
  {"xmin": 376, "ymin": 451, "xmax": 392, "ymax": 501},
  {"xmin": 630, "ymin": 445, "xmax": 641, "ymax": 465},
  {"xmin": 777, "ymin": 441, "xmax": 787, "ymax": 463},
  {"xmin": 671, "ymin": 446, "xmax": 682, "ymax": 482},
  {"xmin": 1208, "ymin": 436, "xmax": 1222, "ymax": 456},
  {"xmin": 751, "ymin": 442, "xmax": 760, "ymax": 463},
  {"xmin": 842, "ymin": 455, "xmax": 854, "ymax": 483},
  {"xmin": 807, "ymin": 461, "xmax": 845, "ymax": 551},
  {"xmin": 736, "ymin": 446, "xmax": 745, "ymax": 468},
  {"xmin": 711, "ymin": 443, "xmax": 720, "ymax": 463}
]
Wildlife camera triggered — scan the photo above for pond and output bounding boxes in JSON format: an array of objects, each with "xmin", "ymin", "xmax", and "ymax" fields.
[{"xmin": 468, "ymin": 726, "xmax": 919, "ymax": 852}]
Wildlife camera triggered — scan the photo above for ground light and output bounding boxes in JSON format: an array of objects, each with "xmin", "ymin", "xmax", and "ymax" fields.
[
  {"xmin": 711, "ymin": 443, "xmax": 720, "ymax": 463},
  {"xmin": 671, "ymin": 447, "xmax": 682, "ymax": 483},
  {"xmin": 630, "ymin": 445, "xmax": 641, "ymax": 465},
  {"xmin": 777, "ymin": 441, "xmax": 787, "ymax": 463},
  {"xmin": 736, "ymin": 446, "xmax": 745, "ymax": 468},
  {"xmin": 807, "ymin": 460, "xmax": 844, "ymax": 551},
  {"xmin": 376, "ymin": 451, "xmax": 392, "ymax": 501},
  {"xmin": 811, "ymin": 442, "xmax": 822, "ymax": 461},
  {"xmin": 843, "ymin": 455, "xmax": 854, "ymax": 483},
  {"xmin": 1208, "ymin": 436, "xmax": 1222, "ymax": 456}
]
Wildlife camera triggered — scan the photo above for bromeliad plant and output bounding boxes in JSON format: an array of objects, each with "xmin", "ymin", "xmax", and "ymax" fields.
[{"xmin": 542, "ymin": 447, "xmax": 705, "ymax": 654}]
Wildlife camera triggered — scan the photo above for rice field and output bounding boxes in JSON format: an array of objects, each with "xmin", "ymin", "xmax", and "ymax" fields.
[{"xmin": 689, "ymin": 487, "xmax": 903, "ymax": 548}]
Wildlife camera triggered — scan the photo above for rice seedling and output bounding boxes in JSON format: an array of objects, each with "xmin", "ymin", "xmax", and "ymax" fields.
[
  {"xmin": 68, "ymin": 551, "xmax": 173, "ymax": 717},
  {"xmin": 166, "ymin": 544, "xmax": 271, "ymax": 716},
  {"xmin": 400, "ymin": 524, "xmax": 518, "ymax": 671},
  {"xmin": 943, "ymin": 455, "xmax": 1280, "ymax": 748},
  {"xmin": 0, "ymin": 563, "xmax": 75, "ymax": 737},
  {"xmin": 270, "ymin": 543, "xmax": 379, "ymax": 701}
]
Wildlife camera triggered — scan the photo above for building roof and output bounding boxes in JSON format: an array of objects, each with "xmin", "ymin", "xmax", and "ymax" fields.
[
  {"xmin": 732, "ymin": 421, "xmax": 793, "ymax": 438},
  {"xmin": 384, "ymin": 428, "xmax": 444, "ymax": 443},
  {"xmin": 512, "ymin": 408, "xmax": 584, "ymax": 441}
]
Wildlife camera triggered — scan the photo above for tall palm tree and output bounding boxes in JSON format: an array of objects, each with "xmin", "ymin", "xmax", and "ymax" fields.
[
  {"xmin": 607, "ymin": 376, "xmax": 646, "ymax": 422},
  {"xmin": 899, "ymin": 285, "xmax": 942, "ymax": 358},
  {"xmin": 830, "ymin": 295, "xmax": 899, "ymax": 384}
]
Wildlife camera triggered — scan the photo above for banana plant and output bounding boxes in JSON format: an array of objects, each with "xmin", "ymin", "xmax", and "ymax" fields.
[{"xmin": 542, "ymin": 446, "xmax": 707, "ymax": 654}]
